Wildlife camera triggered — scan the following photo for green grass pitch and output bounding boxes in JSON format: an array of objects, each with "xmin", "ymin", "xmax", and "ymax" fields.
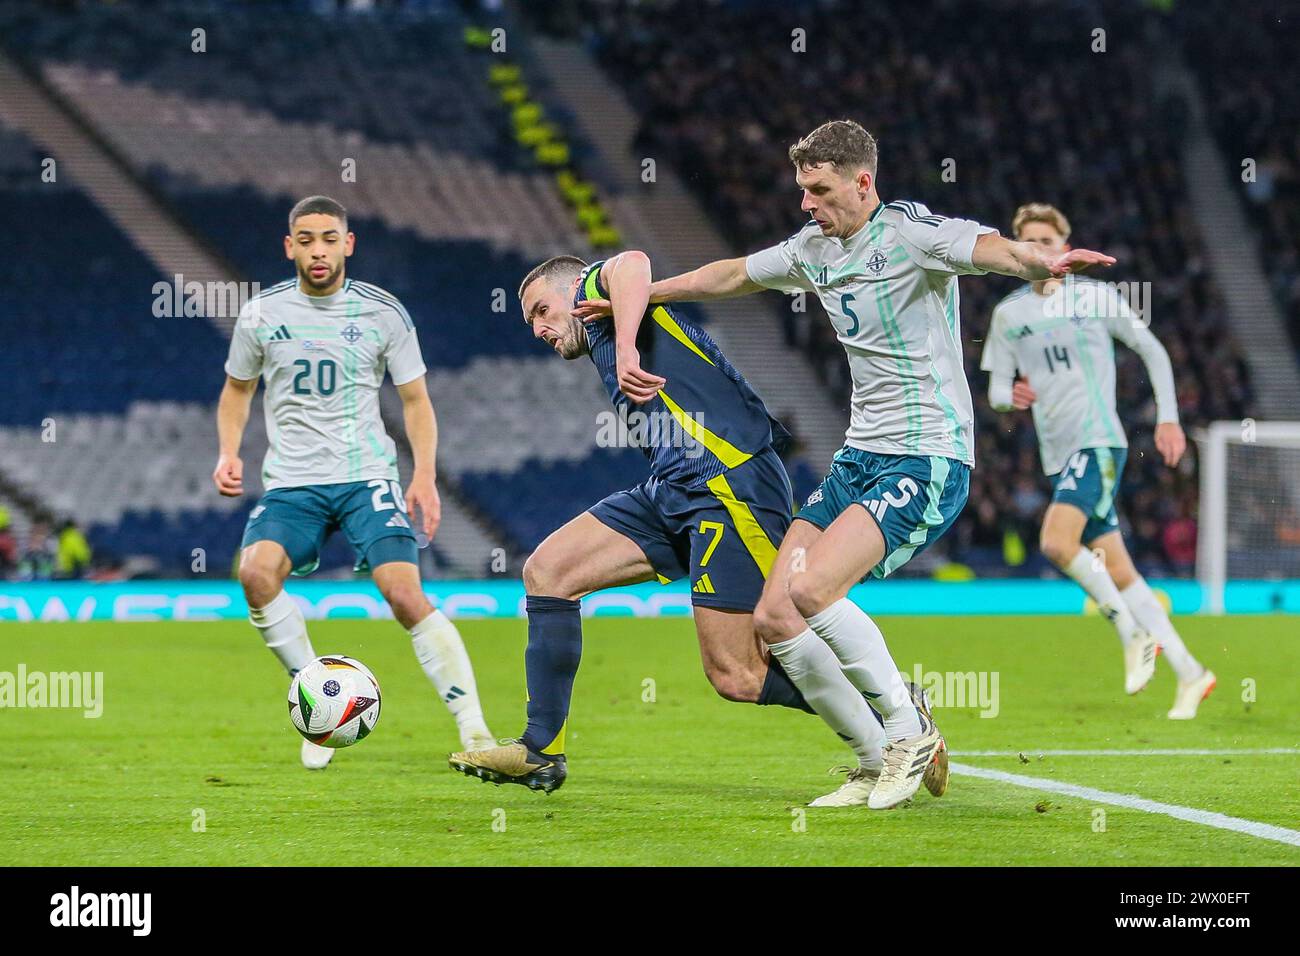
[{"xmin": 1, "ymin": 615, "xmax": 1296, "ymax": 866}]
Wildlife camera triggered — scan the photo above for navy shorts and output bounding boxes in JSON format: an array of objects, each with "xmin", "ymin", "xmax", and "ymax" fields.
[
  {"xmin": 588, "ymin": 448, "xmax": 793, "ymax": 611},
  {"xmin": 1051, "ymin": 447, "xmax": 1127, "ymax": 544},
  {"xmin": 796, "ymin": 447, "xmax": 970, "ymax": 579},
  {"xmin": 241, "ymin": 478, "xmax": 419, "ymax": 576}
]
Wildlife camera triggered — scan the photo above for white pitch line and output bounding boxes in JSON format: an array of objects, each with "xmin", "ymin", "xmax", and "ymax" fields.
[
  {"xmin": 954, "ymin": 748, "xmax": 1300, "ymax": 757},
  {"xmin": 951, "ymin": 762, "xmax": 1300, "ymax": 848}
]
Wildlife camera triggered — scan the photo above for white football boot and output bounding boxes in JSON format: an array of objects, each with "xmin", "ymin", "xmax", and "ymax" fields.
[
  {"xmin": 868, "ymin": 705, "xmax": 943, "ymax": 810},
  {"xmin": 905, "ymin": 680, "xmax": 949, "ymax": 798},
  {"xmin": 1124, "ymin": 631, "xmax": 1159, "ymax": 695},
  {"xmin": 1168, "ymin": 669, "xmax": 1216, "ymax": 720},
  {"xmin": 301, "ymin": 739, "xmax": 334, "ymax": 770},
  {"xmin": 808, "ymin": 766, "xmax": 881, "ymax": 807}
]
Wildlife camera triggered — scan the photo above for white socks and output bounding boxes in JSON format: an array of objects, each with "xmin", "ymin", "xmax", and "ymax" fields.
[
  {"xmin": 1120, "ymin": 578, "xmax": 1203, "ymax": 682},
  {"xmin": 1063, "ymin": 548, "xmax": 1142, "ymax": 647},
  {"xmin": 249, "ymin": 591, "xmax": 314, "ymax": 675},
  {"xmin": 806, "ymin": 598, "xmax": 921, "ymax": 740},
  {"xmin": 767, "ymin": 630, "xmax": 884, "ymax": 769},
  {"xmin": 250, "ymin": 594, "xmax": 492, "ymax": 744},
  {"xmin": 1062, "ymin": 550, "xmax": 1205, "ymax": 682},
  {"xmin": 410, "ymin": 609, "xmax": 490, "ymax": 743}
]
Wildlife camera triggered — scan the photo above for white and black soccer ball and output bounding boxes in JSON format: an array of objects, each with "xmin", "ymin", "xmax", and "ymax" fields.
[{"xmin": 288, "ymin": 655, "xmax": 382, "ymax": 749}]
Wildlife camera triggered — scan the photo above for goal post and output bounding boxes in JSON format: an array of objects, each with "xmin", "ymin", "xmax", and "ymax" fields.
[{"xmin": 1195, "ymin": 420, "xmax": 1300, "ymax": 613}]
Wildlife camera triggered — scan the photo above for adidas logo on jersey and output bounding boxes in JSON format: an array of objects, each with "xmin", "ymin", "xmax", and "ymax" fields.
[
  {"xmin": 1014, "ymin": 325, "xmax": 1034, "ymax": 339},
  {"xmin": 692, "ymin": 573, "xmax": 716, "ymax": 595},
  {"xmin": 270, "ymin": 325, "xmax": 293, "ymax": 342}
]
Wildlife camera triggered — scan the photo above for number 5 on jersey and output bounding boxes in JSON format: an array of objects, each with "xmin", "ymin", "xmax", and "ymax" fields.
[{"xmin": 840, "ymin": 293, "xmax": 861, "ymax": 336}]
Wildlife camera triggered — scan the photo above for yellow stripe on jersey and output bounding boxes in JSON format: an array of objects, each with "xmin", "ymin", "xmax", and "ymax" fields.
[
  {"xmin": 651, "ymin": 307, "xmax": 716, "ymax": 366},
  {"xmin": 659, "ymin": 390, "xmax": 752, "ymax": 470},
  {"xmin": 583, "ymin": 265, "xmax": 603, "ymax": 302},
  {"xmin": 706, "ymin": 472, "xmax": 778, "ymax": 577}
]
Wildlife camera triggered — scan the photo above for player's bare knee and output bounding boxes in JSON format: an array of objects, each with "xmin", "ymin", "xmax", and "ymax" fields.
[
  {"xmin": 522, "ymin": 551, "xmax": 571, "ymax": 599},
  {"xmin": 521, "ymin": 552, "xmax": 546, "ymax": 594},
  {"xmin": 380, "ymin": 581, "xmax": 431, "ymax": 628},
  {"xmin": 1039, "ymin": 533, "xmax": 1075, "ymax": 568},
  {"xmin": 751, "ymin": 603, "xmax": 780, "ymax": 646},
  {"xmin": 753, "ymin": 599, "xmax": 799, "ymax": 647},
  {"xmin": 787, "ymin": 572, "xmax": 831, "ymax": 620},
  {"xmin": 238, "ymin": 561, "xmax": 281, "ymax": 607},
  {"xmin": 705, "ymin": 663, "xmax": 759, "ymax": 703}
]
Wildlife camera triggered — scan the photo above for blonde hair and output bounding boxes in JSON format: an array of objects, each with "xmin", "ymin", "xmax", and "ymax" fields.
[{"xmin": 1011, "ymin": 203, "xmax": 1071, "ymax": 241}]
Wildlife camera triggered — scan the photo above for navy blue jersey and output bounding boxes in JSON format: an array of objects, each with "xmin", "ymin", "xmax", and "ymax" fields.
[{"xmin": 577, "ymin": 260, "xmax": 790, "ymax": 489}]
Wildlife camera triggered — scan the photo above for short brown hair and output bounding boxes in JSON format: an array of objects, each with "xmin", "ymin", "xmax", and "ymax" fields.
[
  {"xmin": 1011, "ymin": 203, "xmax": 1071, "ymax": 241},
  {"xmin": 518, "ymin": 255, "xmax": 588, "ymax": 301},
  {"xmin": 289, "ymin": 195, "xmax": 347, "ymax": 232},
  {"xmin": 789, "ymin": 120, "xmax": 878, "ymax": 175}
]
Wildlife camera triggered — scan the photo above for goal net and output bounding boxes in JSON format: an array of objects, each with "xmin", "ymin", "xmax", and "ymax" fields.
[{"xmin": 1196, "ymin": 420, "xmax": 1300, "ymax": 613}]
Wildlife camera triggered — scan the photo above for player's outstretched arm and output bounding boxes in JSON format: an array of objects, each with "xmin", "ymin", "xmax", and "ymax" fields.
[
  {"xmin": 602, "ymin": 251, "xmax": 667, "ymax": 403},
  {"xmin": 571, "ymin": 255, "xmax": 761, "ymax": 322},
  {"xmin": 213, "ymin": 375, "xmax": 257, "ymax": 497},
  {"xmin": 648, "ymin": 256, "xmax": 763, "ymax": 303},
  {"xmin": 397, "ymin": 377, "xmax": 441, "ymax": 541},
  {"xmin": 972, "ymin": 233, "xmax": 1117, "ymax": 280}
]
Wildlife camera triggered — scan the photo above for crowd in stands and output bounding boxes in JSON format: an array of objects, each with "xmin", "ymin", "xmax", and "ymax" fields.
[
  {"xmin": 0, "ymin": 507, "xmax": 94, "ymax": 582},
  {"xmin": 533, "ymin": 0, "xmax": 1262, "ymax": 577},
  {"xmin": 1, "ymin": 0, "xmax": 1283, "ymax": 580},
  {"xmin": 1178, "ymin": 2, "xmax": 1300, "ymax": 362}
]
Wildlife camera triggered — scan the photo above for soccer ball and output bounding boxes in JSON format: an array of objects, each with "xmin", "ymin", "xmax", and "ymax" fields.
[{"xmin": 288, "ymin": 655, "xmax": 382, "ymax": 749}]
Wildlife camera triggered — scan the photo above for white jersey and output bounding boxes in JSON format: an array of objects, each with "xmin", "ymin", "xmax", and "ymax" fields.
[
  {"xmin": 225, "ymin": 278, "xmax": 427, "ymax": 490},
  {"xmin": 980, "ymin": 274, "xmax": 1179, "ymax": 475},
  {"xmin": 746, "ymin": 200, "xmax": 994, "ymax": 466}
]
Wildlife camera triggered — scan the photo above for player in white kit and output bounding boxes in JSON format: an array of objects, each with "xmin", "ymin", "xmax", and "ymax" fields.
[
  {"xmin": 981, "ymin": 203, "xmax": 1215, "ymax": 718},
  {"xmin": 213, "ymin": 196, "xmax": 493, "ymax": 768},
  {"xmin": 573, "ymin": 120, "xmax": 1117, "ymax": 807}
]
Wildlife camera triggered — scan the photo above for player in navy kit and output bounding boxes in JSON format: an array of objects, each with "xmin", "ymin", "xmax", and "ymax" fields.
[{"xmin": 448, "ymin": 252, "xmax": 898, "ymax": 794}]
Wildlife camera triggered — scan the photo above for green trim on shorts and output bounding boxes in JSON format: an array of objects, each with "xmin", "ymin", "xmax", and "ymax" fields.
[
  {"xmin": 1094, "ymin": 446, "xmax": 1117, "ymax": 518},
  {"xmin": 877, "ymin": 456, "xmax": 950, "ymax": 577}
]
